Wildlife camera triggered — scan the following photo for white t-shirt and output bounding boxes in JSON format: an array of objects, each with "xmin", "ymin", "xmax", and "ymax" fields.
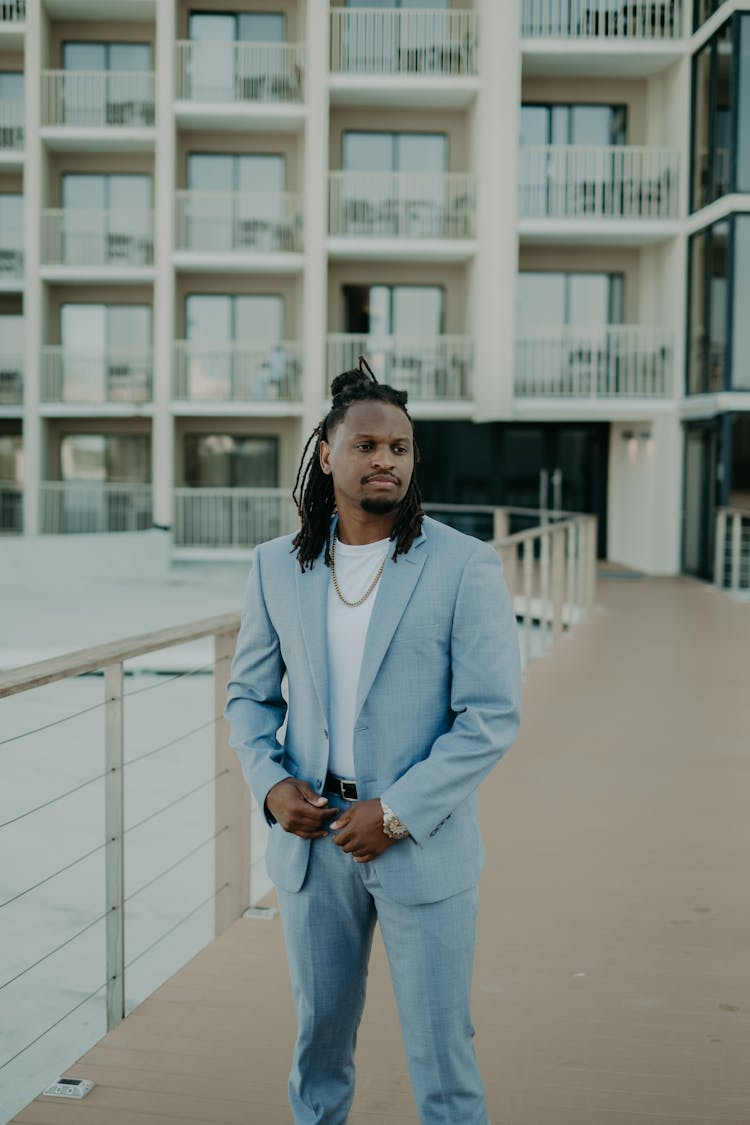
[{"xmin": 326, "ymin": 536, "xmax": 391, "ymax": 780}]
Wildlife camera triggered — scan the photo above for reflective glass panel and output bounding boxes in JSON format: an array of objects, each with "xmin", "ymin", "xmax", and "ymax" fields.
[
  {"xmin": 709, "ymin": 222, "xmax": 729, "ymax": 391},
  {"xmin": 738, "ymin": 16, "xmax": 750, "ymax": 192},
  {"xmin": 730, "ymin": 414, "xmax": 750, "ymax": 508},
  {"xmin": 237, "ymin": 13, "xmax": 286, "ymax": 41},
  {"xmin": 732, "ymin": 216, "xmax": 750, "ymax": 390}
]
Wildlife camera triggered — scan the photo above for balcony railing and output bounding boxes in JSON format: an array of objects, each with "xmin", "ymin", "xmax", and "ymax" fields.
[
  {"xmin": 0, "ymin": 99, "xmax": 24, "ymax": 149},
  {"xmin": 0, "ymin": 479, "xmax": 22, "ymax": 531},
  {"xmin": 175, "ymin": 191, "xmax": 302, "ymax": 254},
  {"xmin": 0, "ymin": 233, "xmax": 22, "ymax": 278},
  {"xmin": 175, "ymin": 41, "xmax": 304, "ymax": 103},
  {"xmin": 519, "ymin": 145, "xmax": 680, "ymax": 220},
  {"xmin": 521, "ymin": 0, "xmax": 682, "ymax": 38},
  {"xmin": 40, "ymin": 481, "xmax": 153, "ymax": 534},
  {"xmin": 327, "ymin": 334, "xmax": 473, "ymax": 401},
  {"xmin": 0, "ymin": 1, "xmax": 25, "ymax": 25},
  {"xmin": 514, "ymin": 326, "xmax": 674, "ymax": 397},
  {"xmin": 42, "ymin": 71, "xmax": 155, "ymax": 128},
  {"xmin": 42, "ymin": 210, "xmax": 154, "ymax": 268},
  {"xmin": 715, "ymin": 508, "xmax": 750, "ymax": 591},
  {"xmin": 41, "ymin": 348, "xmax": 153, "ymax": 404},
  {"xmin": 330, "ymin": 8, "xmax": 478, "ymax": 75},
  {"xmin": 0, "ymin": 353, "xmax": 22, "ymax": 402},
  {"xmin": 173, "ymin": 487, "xmax": 297, "ymax": 549},
  {"xmin": 329, "ymin": 172, "xmax": 475, "ymax": 238},
  {"xmin": 174, "ymin": 341, "xmax": 302, "ymax": 403}
]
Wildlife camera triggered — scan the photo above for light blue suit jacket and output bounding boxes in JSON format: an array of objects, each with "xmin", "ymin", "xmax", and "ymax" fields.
[{"xmin": 225, "ymin": 516, "xmax": 521, "ymax": 905}]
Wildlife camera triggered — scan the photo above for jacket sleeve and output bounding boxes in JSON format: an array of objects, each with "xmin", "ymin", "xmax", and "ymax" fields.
[
  {"xmin": 380, "ymin": 542, "xmax": 521, "ymax": 847},
  {"xmin": 224, "ymin": 549, "xmax": 291, "ymax": 818}
]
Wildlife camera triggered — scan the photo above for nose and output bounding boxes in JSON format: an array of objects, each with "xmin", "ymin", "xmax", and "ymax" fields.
[{"xmin": 370, "ymin": 444, "xmax": 394, "ymax": 470}]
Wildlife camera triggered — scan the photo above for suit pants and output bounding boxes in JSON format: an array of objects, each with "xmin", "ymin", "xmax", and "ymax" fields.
[{"xmin": 275, "ymin": 806, "xmax": 489, "ymax": 1125}]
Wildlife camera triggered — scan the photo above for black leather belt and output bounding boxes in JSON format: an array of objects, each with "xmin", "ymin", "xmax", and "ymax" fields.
[{"xmin": 324, "ymin": 772, "xmax": 359, "ymax": 801}]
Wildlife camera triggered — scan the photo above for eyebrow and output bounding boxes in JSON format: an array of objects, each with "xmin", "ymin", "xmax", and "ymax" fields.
[{"xmin": 350, "ymin": 432, "xmax": 412, "ymax": 442}]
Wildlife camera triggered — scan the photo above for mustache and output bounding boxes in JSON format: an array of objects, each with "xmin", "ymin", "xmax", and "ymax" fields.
[{"xmin": 362, "ymin": 473, "xmax": 400, "ymax": 485}]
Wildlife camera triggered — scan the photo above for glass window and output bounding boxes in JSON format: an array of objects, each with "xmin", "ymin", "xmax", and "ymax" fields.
[
  {"xmin": 688, "ymin": 220, "xmax": 731, "ymax": 393},
  {"xmin": 520, "ymin": 104, "xmax": 627, "ymax": 146},
  {"xmin": 61, "ymin": 173, "xmax": 151, "ymax": 209},
  {"xmin": 691, "ymin": 19, "xmax": 733, "ymax": 210},
  {"xmin": 343, "ymin": 284, "xmax": 443, "ymax": 335},
  {"xmin": 730, "ymin": 414, "xmax": 750, "ymax": 508},
  {"xmin": 738, "ymin": 16, "xmax": 750, "ymax": 192},
  {"xmin": 187, "ymin": 152, "xmax": 285, "ymax": 191},
  {"xmin": 694, "ymin": 0, "xmax": 727, "ymax": 32},
  {"xmin": 516, "ymin": 272, "xmax": 623, "ymax": 328},
  {"xmin": 0, "ymin": 432, "xmax": 23, "ymax": 483},
  {"xmin": 346, "ymin": 0, "xmax": 449, "ymax": 6},
  {"xmin": 688, "ymin": 231, "xmax": 707, "ymax": 394},
  {"xmin": 63, "ymin": 42, "xmax": 152, "ymax": 70},
  {"xmin": 342, "ymin": 131, "xmax": 447, "ymax": 173},
  {"xmin": 732, "ymin": 216, "xmax": 750, "ymax": 390},
  {"xmin": 237, "ymin": 13, "xmax": 286, "ymax": 42},
  {"xmin": 185, "ymin": 294, "xmax": 284, "ymax": 399},
  {"xmin": 183, "ymin": 434, "xmax": 278, "ymax": 487},
  {"xmin": 0, "ymin": 72, "xmax": 23, "ymax": 98},
  {"xmin": 59, "ymin": 434, "xmax": 150, "ymax": 482}
]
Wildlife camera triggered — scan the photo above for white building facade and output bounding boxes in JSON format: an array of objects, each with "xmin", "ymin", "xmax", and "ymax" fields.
[{"xmin": 1, "ymin": 0, "xmax": 748, "ymax": 577}]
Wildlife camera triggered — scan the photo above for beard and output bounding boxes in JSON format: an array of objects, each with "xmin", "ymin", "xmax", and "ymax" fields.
[{"xmin": 360, "ymin": 496, "xmax": 403, "ymax": 515}]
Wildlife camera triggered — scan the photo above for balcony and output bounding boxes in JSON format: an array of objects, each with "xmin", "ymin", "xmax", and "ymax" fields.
[
  {"xmin": 327, "ymin": 334, "xmax": 473, "ymax": 415},
  {"xmin": 173, "ymin": 487, "xmax": 297, "ymax": 552},
  {"xmin": 173, "ymin": 341, "xmax": 303, "ymax": 413},
  {"xmin": 41, "ymin": 71, "xmax": 155, "ymax": 151},
  {"xmin": 329, "ymin": 7, "xmax": 479, "ymax": 107},
  {"xmin": 0, "ymin": 1, "xmax": 25, "ymax": 49},
  {"xmin": 521, "ymin": 0, "xmax": 685, "ymax": 77},
  {"xmin": 174, "ymin": 191, "xmax": 303, "ymax": 273},
  {"xmin": 0, "ymin": 99, "xmax": 24, "ymax": 165},
  {"xmin": 175, "ymin": 41, "xmax": 305, "ymax": 132},
  {"xmin": 518, "ymin": 145, "xmax": 681, "ymax": 243},
  {"xmin": 0, "ymin": 479, "xmax": 21, "ymax": 531},
  {"xmin": 514, "ymin": 325, "xmax": 674, "ymax": 412},
  {"xmin": 41, "ymin": 347, "xmax": 153, "ymax": 410},
  {"xmin": 328, "ymin": 172, "xmax": 476, "ymax": 261},
  {"xmin": 39, "ymin": 481, "xmax": 153, "ymax": 534},
  {"xmin": 0, "ymin": 352, "xmax": 22, "ymax": 407},
  {"xmin": 0, "ymin": 232, "xmax": 23, "ymax": 289},
  {"xmin": 41, "ymin": 210, "xmax": 154, "ymax": 281}
]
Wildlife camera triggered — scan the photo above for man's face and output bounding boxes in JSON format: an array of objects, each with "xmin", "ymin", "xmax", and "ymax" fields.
[{"xmin": 320, "ymin": 400, "xmax": 415, "ymax": 518}]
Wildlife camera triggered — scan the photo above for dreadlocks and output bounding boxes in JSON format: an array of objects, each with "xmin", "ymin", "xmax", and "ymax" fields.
[{"xmin": 291, "ymin": 358, "xmax": 424, "ymax": 570}]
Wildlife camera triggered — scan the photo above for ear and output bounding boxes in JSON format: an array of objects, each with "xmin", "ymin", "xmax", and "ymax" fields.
[{"xmin": 319, "ymin": 439, "xmax": 332, "ymax": 475}]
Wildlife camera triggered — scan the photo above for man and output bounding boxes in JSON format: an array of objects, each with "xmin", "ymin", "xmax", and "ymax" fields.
[{"xmin": 226, "ymin": 362, "xmax": 521, "ymax": 1124}]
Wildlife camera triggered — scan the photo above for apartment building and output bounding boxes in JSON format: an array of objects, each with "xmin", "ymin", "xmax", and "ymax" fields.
[{"xmin": 0, "ymin": 0, "xmax": 748, "ymax": 577}]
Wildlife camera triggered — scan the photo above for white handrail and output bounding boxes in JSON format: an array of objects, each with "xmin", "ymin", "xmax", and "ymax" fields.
[
  {"xmin": 175, "ymin": 191, "xmax": 303, "ymax": 253},
  {"xmin": 0, "ymin": 0, "xmax": 25, "ymax": 25},
  {"xmin": 173, "ymin": 487, "xmax": 298, "ymax": 548},
  {"xmin": 0, "ymin": 99, "xmax": 24, "ymax": 148},
  {"xmin": 173, "ymin": 340, "xmax": 302, "ymax": 402},
  {"xmin": 41, "ymin": 347, "xmax": 153, "ymax": 404},
  {"xmin": 0, "ymin": 354, "xmax": 23, "ymax": 402},
  {"xmin": 330, "ymin": 8, "xmax": 478, "ymax": 75},
  {"xmin": 0, "ymin": 478, "xmax": 22, "ymax": 531},
  {"xmin": 329, "ymin": 171, "xmax": 475, "ymax": 238},
  {"xmin": 519, "ymin": 145, "xmax": 681, "ymax": 220},
  {"xmin": 714, "ymin": 507, "xmax": 750, "ymax": 591},
  {"xmin": 42, "ymin": 209, "xmax": 155, "ymax": 267},
  {"xmin": 515, "ymin": 325, "xmax": 674, "ymax": 397},
  {"xmin": 521, "ymin": 0, "xmax": 683, "ymax": 39},
  {"xmin": 41, "ymin": 71, "xmax": 155, "ymax": 127},
  {"xmin": 39, "ymin": 481, "xmax": 153, "ymax": 534},
  {"xmin": 327, "ymin": 334, "xmax": 473, "ymax": 400},
  {"xmin": 175, "ymin": 40, "xmax": 305, "ymax": 102}
]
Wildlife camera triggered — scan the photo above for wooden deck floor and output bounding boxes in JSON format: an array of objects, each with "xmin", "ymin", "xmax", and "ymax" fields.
[{"xmin": 11, "ymin": 575, "xmax": 750, "ymax": 1125}]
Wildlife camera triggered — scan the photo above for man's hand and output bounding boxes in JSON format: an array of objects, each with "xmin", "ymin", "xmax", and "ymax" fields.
[
  {"xmin": 331, "ymin": 799, "xmax": 404, "ymax": 863},
  {"xmin": 265, "ymin": 778, "xmax": 338, "ymax": 839}
]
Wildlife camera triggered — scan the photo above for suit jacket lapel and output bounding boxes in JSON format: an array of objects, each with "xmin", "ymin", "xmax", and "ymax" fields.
[
  {"xmin": 355, "ymin": 531, "xmax": 427, "ymax": 722},
  {"xmin": 295, "ymin": 536, "xmax": 331, "ymax": 725}
]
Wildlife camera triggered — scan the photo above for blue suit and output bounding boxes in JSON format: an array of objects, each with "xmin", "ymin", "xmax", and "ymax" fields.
[{"xmin": 226, "ymin": 516, "xmax": 521, "ymax": 1122}]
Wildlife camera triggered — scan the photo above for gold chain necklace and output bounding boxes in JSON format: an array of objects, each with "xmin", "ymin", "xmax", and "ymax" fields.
[{"xmin": 330, "ymin": 534, "xmax": 387, "ymax": 608}]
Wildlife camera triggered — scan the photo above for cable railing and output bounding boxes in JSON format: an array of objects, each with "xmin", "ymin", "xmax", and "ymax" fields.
[
  {"xmin": 0, "ymin": 479, "xmax": 22, "ymax": 531},
  {"xmin": 173, "ymin": 340, "xmax": 303, "ymax": 403},
  {"xmin": 519, "ymin": 145, "xmax": 681, "ymax": 220},
  {"xmin": 521, "ymin": 0, "xmax": 683, "ymax": 39},
  {"xmin": 42, "ymin": 209, "xmax": 155, "ymax": 268},
  {"xmin": 0, "ymin": 99, "xmax": 23, "ymax": 149},
  {"xmin": 515, "ymin": 325, "xmax": 674, "ymax": 398},
  {"xmin": 41, "ymin": 347, "xmax": 153, "ymax": 404},
  {"xmin": 329, "ymin": 171, "xmax": 475, "ymax": 238},
  {"xmin": 714, "ymin": 508, "xmax": 750, "ymax": 592},
  {"xmin": 175, "ymin": 40, "xmax": 305, "ymax": 103},
  {"xmin": 42, "ymin": 71, "xmax": 155, "ymax": 127},
  {"xmin": 0, "ymin": 618, "xmax": 247, "ymax": 1118},
  {"xmin": 173, "ymin": 487, "xmax": 298, "ymax": 549},
  {"xmin": 0, "ymin": 354, "xmax": 23, "ymax": 403},
  {"xmin": 0, "ymin": 0, "xmax": 25, "ymax": 24},
  {"xmin": 328, "ymin": 334, "xmax": 473, "ymax": 401},
  {"xmin": 175, "ymin": 190, "xmax": 303, "ymax": 254},
  {"xmin": 39, "ymin": 481, "xmax": 153, "ymax": 534},
  {"xmin": 330, "ymin": 8, "xmax": 478, "ymax": 75}
]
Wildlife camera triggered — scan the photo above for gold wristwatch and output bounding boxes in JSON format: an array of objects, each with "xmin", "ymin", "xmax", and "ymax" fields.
[{"xmin": 381, "ymin": 801, "xmax": 410, "ymax": 840}]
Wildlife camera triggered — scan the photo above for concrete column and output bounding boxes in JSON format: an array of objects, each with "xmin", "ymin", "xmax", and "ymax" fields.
[
  {"xmin": 151, "ymin": 0, "xmax": 177, "ymax": 530},
  {"xmin": 300, "ymin": 0, "xmax": 330, "ymax": 460},
  {"xmin": 468, "ymin": 0, "xmax": 521, "ymax": 422},
  {"xmin": 21, "ymin": 0, "xmax": 43, "ymax": 534}
]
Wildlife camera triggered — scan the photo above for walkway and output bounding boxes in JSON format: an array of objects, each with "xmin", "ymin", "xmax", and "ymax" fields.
[{"xmin": 11, "ymin": 575, "xmax": 750, "ymax": 1124}]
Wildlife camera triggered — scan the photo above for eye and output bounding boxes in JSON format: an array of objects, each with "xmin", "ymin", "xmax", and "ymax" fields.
[{"xmin": 393, "ymin": 445, "xmax": 410, "ymax": 454}]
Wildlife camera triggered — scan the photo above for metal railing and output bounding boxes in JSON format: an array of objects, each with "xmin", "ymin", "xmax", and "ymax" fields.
[
  {"xmin": 0, "ymin": 0, "xmax": 25, "ymax": 24},
  {"xmin": 330, "ymin": 8, "xmax": 478, "ymax": 75},
  {"xmin": 0, "ymin": 355, "xmax": 22, "ymax": 403},
  {"xmin": 175, "ymin": 40, "xmax": 304, "ymax": 103},
  {"xmin": 0, "ymin": 233, "xmax": 23, "ymax": 278},
  {"xmin": 173, "ymin": 487, "xmax": 297, "ymax": 549},
  {"xmin": 714, "ymin": 508, "xmax": 750, "ymax": 592},
  {"xmin": 327, "ymin": 334, "xmax": 473, "ymax": 401},
  {"xmin": 41, "ymin": 348, "xmax": 153, "ymax": 405},
  {"xmin": 174, "ymin": 341, "xmax": 302, "ymax": 403},
  {"xmin": 42, "ymin": 210, "xmax": 154, "ymax": 268},
  {"xmin": 40, "ymin": 482, "xmax": 153, "ymax": 534},
  {"xmin": 0, "ymin": 616, "xmax": 247, "ymax": 1108},
  {"xmin": 329, "ymin": 171, "xmax": 475, "ymax": 238},
  {"xmin": 42, "ymin": 71, "xmax": 155, "ymax": 127},
  {"xmin": 0, "ymin": 99, "xmax": 24, "ymax": 149},
  {"xmin": 519, "ymin": 145, "xmax": 680, "ymax": 220},
  {"xmin": 521, "ymin": 0, "xmax": 682, "ymax": 38},
  {"xmin": 0, "ymin": 479, "xmax": 22, "ymax": 531},
  {"xmin": 175, "ymin": 191, "xmax": 302, "ymax": 254},
  {"xmin": 515, "ymin": 325, "xmax": 674, "ymax": 398}
]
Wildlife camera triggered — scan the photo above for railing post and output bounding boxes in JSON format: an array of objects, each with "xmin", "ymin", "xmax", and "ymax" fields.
[
  {"xmin": 714, "ymin": 507, "xmax": 726, "ymax": 588},
  {"xmin": 493, "ymin": 507, "xmax": 509, "ymax": 542},
  {"xmin": 586, "ymin": 516, "xmax": 598, "ymax": 614},
  {"xmin": 540, "ymin": 526, "xmax": 551, "ymax": 651},
  {"xmin": 522, "ymin": 537, "xmax": 534, "ymax": 665},
  {"xmin": 730, "ymin": 513, "xmax": 741, "ymax": 592},
  {"xmin": 551, "ymin": 526, "xmax": 565, "ymax": 642},
  {"xmin": 105, "ymin": 660, "xmax": 125, "ymax": 1030},
  {"xmin": 213, "ymin": 627, "xmax": 249, "ymax": 935}
]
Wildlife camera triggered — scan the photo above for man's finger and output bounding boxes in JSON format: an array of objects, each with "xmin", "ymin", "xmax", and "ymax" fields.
[{"xmin": 296, "ymin": 781, "xmax": 329, "ymax": 807}]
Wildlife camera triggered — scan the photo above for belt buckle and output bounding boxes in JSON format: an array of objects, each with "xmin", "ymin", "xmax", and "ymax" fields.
[{"xmin": 340, "ymin": 780, "xmax": 358, "ymax": 802}]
